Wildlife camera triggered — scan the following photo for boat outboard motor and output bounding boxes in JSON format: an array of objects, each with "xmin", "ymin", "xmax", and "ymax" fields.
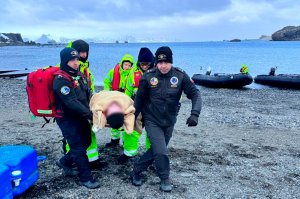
[
  {"xmin": 206, "ymin": 66, "xmax": 212, "ymax": 75},
  {"xmin": 269, "ymin": 67, "xmax": 276, "ymax": 76}
]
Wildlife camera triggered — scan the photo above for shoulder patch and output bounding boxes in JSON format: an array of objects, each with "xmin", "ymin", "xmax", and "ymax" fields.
[
  {"xmin": 174, "ymin": 67, "xmax": 185, "ymax": 73},
  {"xmin": 146, "ymin": 68, "xmax": 156, "ymax": 73},
  {"xmin": 60, "ymin": 86, "xmax": 70, "ymax": 95}
]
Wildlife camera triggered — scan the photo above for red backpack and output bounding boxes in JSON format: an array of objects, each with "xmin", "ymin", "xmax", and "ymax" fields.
[{"xmin": 26, "ymin": 66, "xmax": 74, "ymax": 119}]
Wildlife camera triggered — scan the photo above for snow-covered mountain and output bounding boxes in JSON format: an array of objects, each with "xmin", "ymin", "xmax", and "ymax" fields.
[{"xmin": 35, "ymin": 34, "xmax": 56, "ymax": 44}]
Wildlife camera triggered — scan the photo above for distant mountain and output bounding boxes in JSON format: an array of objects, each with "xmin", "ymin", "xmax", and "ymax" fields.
[
  {"xmin": 0, "ymin": 33, "xmax": 38, "ymax": 46},
  {"xmin": 35, "ymin": 34, "xmax": 56, "ymax": 44},
  {"xmin": 272, "ymin": 26, "xmax": 300, "ymax": 41},
  {"xmin": 0, "ymin": 33, "xmax": 23, "ymax": 44},
  {"xmin": 259, "ymin": 35, "xmax": 272, "ymax": 41}
]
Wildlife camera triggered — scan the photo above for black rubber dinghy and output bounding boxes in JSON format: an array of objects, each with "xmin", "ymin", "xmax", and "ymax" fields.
[
  {"xmin": 192, "ymin": 73, "xmax": 253, "ymax": 88},
  {"xmin": 0, "ymin": 70, "xmax": 30, "ymax": 78},
  {"xmin": 0, "ymin": 69, "xmax": 19, "ymax": 74},
  {"xmin": 254, "ymin": 74, "xmax": 300, "ymax": 89}
]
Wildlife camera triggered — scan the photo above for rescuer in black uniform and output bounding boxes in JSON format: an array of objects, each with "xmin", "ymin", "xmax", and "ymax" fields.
[
  {"xmin": 53, "ymin": 47, "xmax": 100, "ymax": 189},
  {"xmin": 132, "ymin": 46, "xmax": 202, "ymax": 192}
]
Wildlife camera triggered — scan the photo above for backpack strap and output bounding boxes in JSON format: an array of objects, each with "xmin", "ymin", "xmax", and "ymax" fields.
[
  {"xmin": 54, "ymin": 70, "xmax": 73, "ymax": 82},
  {"xmin": 53, "ymin": 70, "xmax": 77, "ymax": 88}
]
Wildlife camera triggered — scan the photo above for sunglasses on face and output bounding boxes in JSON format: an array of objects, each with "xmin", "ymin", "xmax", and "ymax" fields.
[{"xmin": 140, "ymin": 62, "xmax": 151, "ymax": 66}]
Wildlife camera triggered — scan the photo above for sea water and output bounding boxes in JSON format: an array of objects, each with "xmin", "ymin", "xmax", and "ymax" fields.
[{"xmin": 1, "ymin": 41, "xmax": 300, "ymax": 87}]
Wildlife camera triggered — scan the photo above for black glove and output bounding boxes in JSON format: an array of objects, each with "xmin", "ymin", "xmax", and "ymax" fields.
[
  {"xmin": 118, "ymin": 88, "xmax": 125, "ymax": 92},
  {"xmin": 131, "ymin": 93, "xmax": 136, "ymax": 100},
  {"xmin": 186, "ymin": 114, "xmax": 198, "ymax": 127}
]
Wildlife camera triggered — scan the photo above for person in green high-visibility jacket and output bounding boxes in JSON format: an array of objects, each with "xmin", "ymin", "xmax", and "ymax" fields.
[
  {"xmin": 240, "ymin": 64, "xmax": 249, "ymax": 74},
  {"xmin": 64, "ymin": 40, "xmax": 104, "ymax": 169},
  {"xmin": 103, "ymin": 54, "xmax": 134, "ymax": 163},
  {"xmin": 103, "ymin": 53, "xmax": 134, "ymax": 92},
  {"xmin": 119, "ymin": 48, "xmax": 155, "ymax": 163},
  {"xmin": 66, "ymin": 40, "xmax": 95, "ymax": 92}
]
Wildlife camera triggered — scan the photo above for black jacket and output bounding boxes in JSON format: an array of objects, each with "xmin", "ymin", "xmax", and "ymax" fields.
[
  {"xmin": 134, "ymin": 67, "xmax": 202, "ymax": 127},
  {"xmin": 53, "ymin": 71, "xmax": 92, "ymax": 121}
]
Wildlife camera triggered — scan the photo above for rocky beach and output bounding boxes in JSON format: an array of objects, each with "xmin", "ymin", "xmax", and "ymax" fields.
[{"xmin": 0, "ymin": 79, "xmax": 299, "ymax": 199}]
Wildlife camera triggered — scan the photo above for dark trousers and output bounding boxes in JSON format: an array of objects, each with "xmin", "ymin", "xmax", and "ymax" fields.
[
  {"xmin": 134, "ymin": 120, "xmax": 174, "ymax": 180},
  {"xmin": 57, "ymin": 118, "xmax": 92, "ymax": 182}
]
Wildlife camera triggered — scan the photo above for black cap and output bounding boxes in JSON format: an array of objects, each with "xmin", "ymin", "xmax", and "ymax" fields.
[
  {"xmin": 106, "ymin": 113, "xmax": 124, "ymax": 129},
  {"xmin": 71, "ymin": 40, "xmax": 89, "ymax": 62},
  {"xmin": 155, "ymin": 46, "xmax": 173, "ymax": 64}
]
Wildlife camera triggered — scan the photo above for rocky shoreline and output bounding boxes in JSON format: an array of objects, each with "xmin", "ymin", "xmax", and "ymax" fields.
[{"xmin": 0, "ymin": 79, "xmax": 299, "ymax": 198}]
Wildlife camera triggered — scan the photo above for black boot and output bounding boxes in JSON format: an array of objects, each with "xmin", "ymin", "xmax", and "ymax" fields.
[
  {"xmin": 79, "ymin": 179, "xmax": 101, "ymax": 189},
  {"xmin": 105, "ymin": 139, "xmax": 120, "ymax": 148},
  {"xmin": 160, "ymin": 178, "xmax": 173, "ymax": 192},
  {"xmin": 89, "ymin": 159, "xmax": 108, "ymax": 170},
  {"xmin": 56, "ymin": 160, "xmax": 78, "ymax": 177},
  {"xmin": 131, "ymin": 171, "xmax": 142, "ymax": 186},
  {"xmin": 117, "ymin": 154, "xmax": 131, "ymax": 164}
]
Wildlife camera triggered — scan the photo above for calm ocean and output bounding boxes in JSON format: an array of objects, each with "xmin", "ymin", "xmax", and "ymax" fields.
[{"xmin": 1, "ymin": 41, "xmax": 300, "ymax": 86}]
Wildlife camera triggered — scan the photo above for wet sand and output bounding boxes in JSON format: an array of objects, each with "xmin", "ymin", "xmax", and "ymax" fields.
[{"xmin": 0, "ymin": 79, "xmax": 299, "ymax": 199}]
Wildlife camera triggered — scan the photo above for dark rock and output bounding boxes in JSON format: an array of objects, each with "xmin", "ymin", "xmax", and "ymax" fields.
[
  {"xmin": 271, "ymin": 26, "xmax": 300, "ymax": 41},
  {"xmin": 0, "ymin": 33, "xmax": 40, "ymax": 46},
  {"xmin": 0, "ymin": 33, "xmax": 23, "ymax": 43},
  {"xmin": 229, "ymin": 39, "xmax": 241, "ymax": 42}
]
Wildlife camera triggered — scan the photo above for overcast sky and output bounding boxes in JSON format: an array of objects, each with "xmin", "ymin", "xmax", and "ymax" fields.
[{"xmin": 1, "ymin": 0, "xmax": 299, "ymax": 42}]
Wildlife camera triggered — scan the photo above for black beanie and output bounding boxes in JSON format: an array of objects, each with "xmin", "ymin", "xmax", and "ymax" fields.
[
  {"xmin": 60, "ymin": 47, "xmax": 80, "ymax": 75},
  {"xmin": 71, "ymin": 40, "xmax": 89, "ymax": 62},
  {"xmin": 106, "ymin": 113, "xmax": 124, "ymax": 129},
  {"xmin": 155, "ymin": 46, "xmax": 173, "ymax": 64},
  {"xmin": 138, "ymin": 47, "xmax": 154, "ymax": 71},
  {"xmin": 138, "ymin": 48, "xmax": 154, "ymax": 63}
]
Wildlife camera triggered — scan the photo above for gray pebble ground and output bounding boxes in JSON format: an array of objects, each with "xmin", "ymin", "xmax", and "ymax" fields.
[{"xmin": 0, "ymin": 79, "xmax": 299, "ymax": 199}]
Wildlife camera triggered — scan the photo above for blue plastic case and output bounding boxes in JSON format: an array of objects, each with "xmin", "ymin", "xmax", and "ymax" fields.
[
  {"xmin": 0, "ymin": 164, "xmax": 13, "ymax": 199},
  {"xmin": 0, "ymin": 145, "xmax": 39, "ymax": 196}
]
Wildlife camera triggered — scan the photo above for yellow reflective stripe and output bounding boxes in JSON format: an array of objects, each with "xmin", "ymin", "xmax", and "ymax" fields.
[
  {"xmin": 88, "ymin": 156, "xmax": 99, "ymax": 162},
  {"xmin": 37, "ymin": 110, "xmax": 52, "ymax": 114},
  {"xmin": 124, "ymin": 149, "xmax": 138, "ymax": 157},
  {"xmin": 86, "ymin": 149, "xmax": 98, "ymax": 155}
]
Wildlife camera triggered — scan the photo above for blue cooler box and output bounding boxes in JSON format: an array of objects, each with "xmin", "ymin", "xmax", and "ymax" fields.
[
  {"xmin": 0, "ymin": 164, "xmax": 13, "ymax": 199},
  {"xmin": 0, "ymin": 145, "xmax": 39, "ymax": 197}
]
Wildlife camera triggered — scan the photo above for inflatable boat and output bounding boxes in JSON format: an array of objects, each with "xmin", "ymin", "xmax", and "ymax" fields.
[
  {"xmin": 0, "ymin": 70, "xmax": 30, "ymax": 78},
  {"xmin": 254, "ymin": 74, "xmax": 300, "ymax": 89},
  {"xmin": 192, "ymin": 73, "xmax": 253, "ymax": 88},
  {"xmin": 0, "ymin": 69, "xmax": 19, "ymax": 74},
  {"xmin": 254, "ymin": 67, "xmax": 300, "ymax": 89}
]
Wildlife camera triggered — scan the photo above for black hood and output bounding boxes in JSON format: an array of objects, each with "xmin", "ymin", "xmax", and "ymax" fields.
[{"xmin": 71, "ymin": 40, "xmax": 89, "ymax": 62}]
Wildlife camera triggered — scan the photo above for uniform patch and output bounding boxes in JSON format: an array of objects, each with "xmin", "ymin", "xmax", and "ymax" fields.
[
  {"xmin": 60, "ymin": 86, "xmax": 70, "ymax": 95},
  {"xmin": 170, "ymin": 76, "xmax": 178, "ymax": 87},
  {"xmin": 150, "ymin": 77, "xmax": 158, "ymax": 86}
]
